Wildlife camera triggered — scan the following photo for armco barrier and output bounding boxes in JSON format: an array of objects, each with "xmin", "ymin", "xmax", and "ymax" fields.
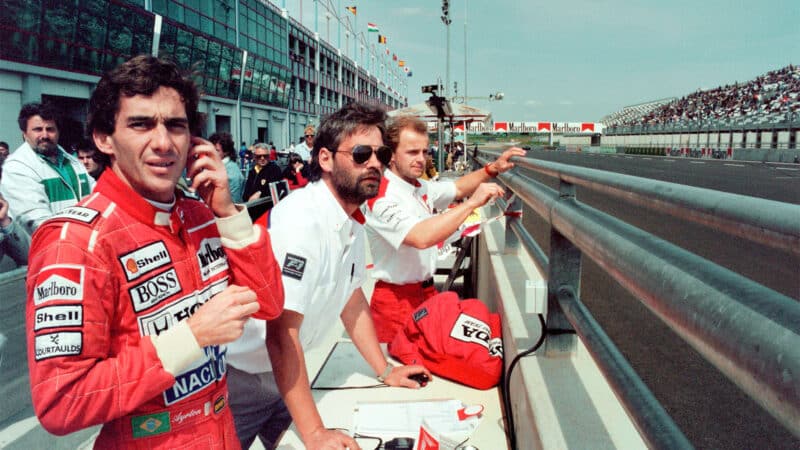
[{"xmin": 475, "ymin": 149, "xmax": 800, "ymax": 448}]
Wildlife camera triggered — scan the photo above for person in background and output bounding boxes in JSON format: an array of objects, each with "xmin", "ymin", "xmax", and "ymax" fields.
[
  {"xmin": 364, "ymin": 115, "xmax": 525, "ymax": 342},
  {"xmin": 210, "ymin": 131, "xmax": 245, "ymax": 204},
  {"xmin": 25, "ymin": 55, "xmax": 284, "ymax": 448},
  {"xmin": 293, "ymin": 125, "xmax": 315, "ymax": 163},
  {"xmin": 243, "ymin": 143, "xmax": 283, "ymax": 202},
  {"xmin": 227, "ymin": 102, "xmax": 430, "ymax": 450},
  {"xmin": 0, "ymin": 103, "xmax": 95, "ymax": 234},
  {"xmin": 0, "ymin": 192, "xmax": 30, "ymax": 267},
  {"xmin": 76, "ymin": 139, "xmax": 110, "ymax": 180},
  {"xmin": 281, "ymin": 152, "xmax": 308, "ymax": 190},
  {"xmin": 269, "ymin": 141, "xmax": 277, "ymax": 161},
  {"xmin": 0, "ymin": 141, "xmax": 9, "ymax": 179}
]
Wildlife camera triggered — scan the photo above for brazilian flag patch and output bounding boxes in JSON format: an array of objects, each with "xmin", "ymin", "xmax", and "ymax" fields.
[{"xmin": 131, "ymin": 412, "xmax": 171, "ymax": 438}]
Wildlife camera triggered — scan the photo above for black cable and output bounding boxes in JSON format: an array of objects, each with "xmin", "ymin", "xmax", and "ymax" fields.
[{"xmin": 503, "ymin": 313, "xmax": 547, "ymax": 450}]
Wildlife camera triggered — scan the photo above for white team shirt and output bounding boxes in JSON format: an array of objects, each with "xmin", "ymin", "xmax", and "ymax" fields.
[
  {"xmin": 226, "ymin": 181, "xmax": 366, "ymax": 373},
  {"xmin": 365, "ymin": 169, "xmax": 456, "ymax": 284}
]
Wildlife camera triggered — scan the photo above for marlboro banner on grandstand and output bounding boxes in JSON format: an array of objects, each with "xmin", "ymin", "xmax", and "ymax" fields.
[
  {"xmin": 447, "ymin": 122, "xmax": 604, "ymax": 134},
  {"xmin": 487, "ymin": 122, "xmax": 604, "ymax": 134}
]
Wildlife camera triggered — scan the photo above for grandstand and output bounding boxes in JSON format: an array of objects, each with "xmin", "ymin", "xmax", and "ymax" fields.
[
  {"xmin": 600, "ymin": 98, "xmax": 676, "ymax": 127},
  {"xmin": 603, "ymin": 65, "xmax": 799, "ymax": 131}
]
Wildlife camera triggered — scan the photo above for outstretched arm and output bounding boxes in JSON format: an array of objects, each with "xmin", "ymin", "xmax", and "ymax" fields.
[
  {"xmin": 267, "ymin": 310, "xmax": 362, "ymax": 450},
  {"xmin": 453, "ymin": 146, "xmax": 526, "ymax": 199}
]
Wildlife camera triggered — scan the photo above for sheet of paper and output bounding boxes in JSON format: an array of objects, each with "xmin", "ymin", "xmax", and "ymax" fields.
[{"xmin": 353, "ymin": 399, "xmax": 480, "ymax": 439}]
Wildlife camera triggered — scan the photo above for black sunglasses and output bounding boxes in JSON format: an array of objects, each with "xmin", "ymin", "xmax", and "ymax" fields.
[
  {"xmin": 254, "ymin": 154, "xmax": 269, "ymax": 159},
  {"xmin": 337, "ymin": 144, "xmax": 392, "ymax": 165}
]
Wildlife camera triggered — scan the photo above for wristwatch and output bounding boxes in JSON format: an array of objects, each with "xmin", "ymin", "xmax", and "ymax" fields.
[{"xmin": 377, "ymin": 363, "xmax": 393, "ymax": 383}]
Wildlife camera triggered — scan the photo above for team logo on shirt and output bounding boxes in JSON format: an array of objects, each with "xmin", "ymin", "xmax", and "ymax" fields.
[
  {"xmin": 33, "ymin": 264, "xmax": 84, "ymax": 305},
  {"xmin": 50, "ymin": 206, "xmax": 100, "ymax": 224},
  {"xmin": 413, "ymin": 307, "xmax": 429, "ymax": 322},
  {"xmin": 196, "ymin": 237, "xmax": 228, "ymax": 281},
  {"xmin": 119, "ymin": 241, "xmax": 171, "ymax": 281},
  {"xmin": 34, "ymin": 331, "xmax": 82, "ymax": 360},
  {"xmin": 281, "ymin": 253, "xmax": 307, "ymax": 280},
  {"xmin": 449, "ymin": 313, "xmax": 492, "ymax": 350},
  {"xmin": 129, "ymin": 268, "xmax": 182, "ymax": 312},
  {"xmin": 137, "ymin": 278, "xmax": 228, "ymax": 336},
  {"xmin": 34, "ymin": 305, "xmax": 83, "ymax": 331}
]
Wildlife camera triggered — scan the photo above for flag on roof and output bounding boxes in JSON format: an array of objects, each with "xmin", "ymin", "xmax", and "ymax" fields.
[
  {"xmin": 368, "ymin": 23, "xmax": 379, "ymax": 32},
  {"xmin": 407, "ymin": 71, "xmax": 413, "ymax": 77},
  {"xmin": 378, "ymin": 35, "xmax": 387, "ymax": 44},
  {"xmin": 392, "ymin": 53, "xmax": 397, "ymax": 61},
  {"xmin": 385, "ymin": 48, "xmax": 390, "ymax": 55},
  {"xmin": 346, "ymin": 6, "xmax": 357, "ymax": 15},
  {"xmin": 403, "ymin": 66, "xmax": 409, "ymax": 73},
  {"xmin": 398, "ymin": 60, "xmax": 405, "ymax": 67}
]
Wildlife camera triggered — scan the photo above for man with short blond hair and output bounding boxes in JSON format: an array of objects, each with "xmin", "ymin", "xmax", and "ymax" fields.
[{"xmin": 365, "ymin": 115, "xmax": 525, "ymax": 342}]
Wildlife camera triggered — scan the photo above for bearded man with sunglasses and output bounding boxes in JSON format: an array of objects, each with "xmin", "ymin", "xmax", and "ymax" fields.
[
  {"xmin": 227, "ymin": 102, "xmax": 430, "ymax": 450},
  {"xmin": 364, "ymin": 115, "xmax": 526, "ymax": 343}
]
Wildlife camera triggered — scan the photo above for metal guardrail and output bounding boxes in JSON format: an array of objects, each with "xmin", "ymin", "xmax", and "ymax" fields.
[{"xmin": 477, "ymin": 149, "xmax": 800, "ymax": 446}]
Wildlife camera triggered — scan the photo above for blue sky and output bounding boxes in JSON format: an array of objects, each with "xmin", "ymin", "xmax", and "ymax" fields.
[{"xmin": 277, "ymin": 0, "xmax": 799, "ymax": 122}]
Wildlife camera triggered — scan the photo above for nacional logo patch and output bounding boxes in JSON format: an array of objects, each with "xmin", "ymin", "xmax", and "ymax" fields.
[
  {"xmin": 50, "ymin": 206, "xmax": 100, "ymax": 224},
  {"xmin": 119, "ymin": 242, "xmax": 171, "ymax": 281},
  {"xmin": 33, "ymin": 264, "xmax": 84, "ymax": 305},
  {"xmin": 131, "ymin": 412, "xmax": 171, "ymax": 438},
  {"xmin": 34, "ymin": 305, "xmax": 83, "ymax": 331},
  {"xmin": 34, "ymin": 331, "xmax": 82, "ymax": 360},
  {"xmin": 449, "ymin": 313, "xmax": 492, "ymax": 350},
  {"xmin": 281, "ymin": 253, "xmax": 307, "ymax": 280}
]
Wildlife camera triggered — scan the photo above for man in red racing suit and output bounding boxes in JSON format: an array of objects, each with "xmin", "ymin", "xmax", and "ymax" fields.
[{"xmin": 25, "ymin": 55, "xmax": 284, "ymax": 449}]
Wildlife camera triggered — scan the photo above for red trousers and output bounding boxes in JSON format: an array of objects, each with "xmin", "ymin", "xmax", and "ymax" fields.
[{"xmin": 370, "ymin": 280, "xmax": 438, "ymax": 343}]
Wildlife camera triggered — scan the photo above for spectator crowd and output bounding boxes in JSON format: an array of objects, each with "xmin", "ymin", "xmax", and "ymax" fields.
[{"xmin": 603, "ymin": 65, "xmax": 800, "ymax": 128}]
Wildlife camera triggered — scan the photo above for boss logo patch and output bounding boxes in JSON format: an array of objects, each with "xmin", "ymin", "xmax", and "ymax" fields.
[
  {"xmin": 34, "ymin": 331, "xmax": 82, "ymax": 360},
  {"xmin": 34, "ymin": 305, "xmax": 83, "ymax": 331},
  {"xmin": 129, "ymin": 268, "xmax": 181, "ymax": 312},
  {"xmin": 282, "ymin": 253, "xmax": 307, "ymax": 280},
  {"xmin": 119, "ymin": 242, "xmax": 171, "ymax": 281},
  {"xmin": 33, "ymin": 264, "xmax": 84, "ymax": 305}
]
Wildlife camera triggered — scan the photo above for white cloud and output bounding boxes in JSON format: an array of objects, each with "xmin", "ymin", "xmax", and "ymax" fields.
[
  {"xmin": 525, "ymin": 100, "xmax": 540, "ymax": 106},
  {"xmin": 558, "ymin": 100, "xmax": 574, "ymax": 105}
]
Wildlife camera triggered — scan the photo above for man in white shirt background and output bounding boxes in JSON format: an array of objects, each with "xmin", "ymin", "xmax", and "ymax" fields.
[{"xmin": 227, "ymin": 102, "xmax": 430, "ymax": 450}]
